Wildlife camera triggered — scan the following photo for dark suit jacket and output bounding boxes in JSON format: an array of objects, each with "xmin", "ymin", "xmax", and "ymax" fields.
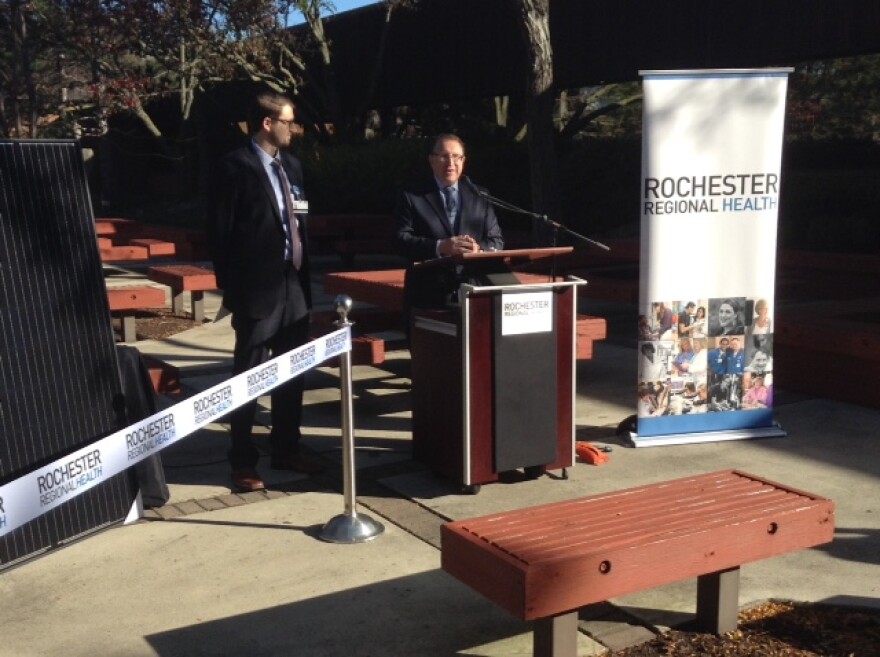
[
  {"xmin": 394, "ymin": 178, "xmax": 504, "ymax": 309},
  {"xmin": 208, "ymin": 144, "xmax": 312, "ymax": 320}
]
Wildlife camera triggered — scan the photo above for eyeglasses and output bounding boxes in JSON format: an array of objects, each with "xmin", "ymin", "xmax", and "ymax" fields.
[
  {"xmin": 431, "ymin": 153, "xmax": 465, "ymax": 163},
  {"xmin": 271, "ymin": 118, "xmax": 295, "ymax": 128}
]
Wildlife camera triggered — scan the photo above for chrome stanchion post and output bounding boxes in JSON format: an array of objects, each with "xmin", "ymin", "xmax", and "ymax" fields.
[{"xmin": 319, "ymin": 295, "xmax": 385, "ymax": 543}]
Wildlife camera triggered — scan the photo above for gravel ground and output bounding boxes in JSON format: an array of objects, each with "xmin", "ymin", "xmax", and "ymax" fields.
[{"xmin": 114, "ymin": 309, "xmax": 206, "ymax": 341}]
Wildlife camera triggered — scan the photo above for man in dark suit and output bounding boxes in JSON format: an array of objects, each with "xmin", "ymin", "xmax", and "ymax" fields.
[
  {"xmin": 208, "ymin": 91, "xmax": 323, "ymax": 493},
  {"xmin": 394, "ymin": 133, "xmax": 504, "ymax": 310}
]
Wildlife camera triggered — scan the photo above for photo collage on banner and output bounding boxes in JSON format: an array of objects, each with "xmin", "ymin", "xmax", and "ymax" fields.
[{"xmin": 637, "ymin": 297, "xmax": 774, "ymax": 419}]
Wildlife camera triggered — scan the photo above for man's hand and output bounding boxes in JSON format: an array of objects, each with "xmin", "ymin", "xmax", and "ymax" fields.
[{"xmin": 439, "ymin": 235, "xmax": 479, "ymax": 256}]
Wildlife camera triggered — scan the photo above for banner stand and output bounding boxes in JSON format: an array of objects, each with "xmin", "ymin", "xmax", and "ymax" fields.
[
  {"xmin": 635, "ymin": 68, "xmax": 792, "ymax": 447},
  {"xmin": 630, "ymin": 423, "xmax": 787, "ymax": 448}
]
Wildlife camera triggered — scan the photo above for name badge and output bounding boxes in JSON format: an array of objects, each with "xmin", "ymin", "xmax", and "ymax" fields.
[{"xmin": 292, "ymin": 200, "xmax": 309, "ymax": 213}]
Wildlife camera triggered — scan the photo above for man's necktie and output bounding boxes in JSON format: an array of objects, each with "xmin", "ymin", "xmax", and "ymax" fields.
[
  {"xmin": 272, "ymin": 160, "xmax": 303, "ymax": 269},
  {"xmin": 442, "ymin": 186, "xmax": 457, "ymax": 230}
]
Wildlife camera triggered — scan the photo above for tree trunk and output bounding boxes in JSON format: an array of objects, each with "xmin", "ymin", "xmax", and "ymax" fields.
[
  {"xmin": 358, "ymin": 2, "xmax": 395, "ymax": 130},
  {"xmin": 303, "ymin": 1, "xmax": 344, "ymax": 138},
  {"xmin": 516, "ymin": 0, "xmax": 562, "ymax": 246},
  {"xmin": 495, "ymin": 96, "xmax": 509, "ymax": 128},
  {"xmin": 10, "ymin": 0, "xmax": 29, "ymax": 137},
  {"xmin": 131, "ymin": 99, "xmax": 163, "ymax": 139}
]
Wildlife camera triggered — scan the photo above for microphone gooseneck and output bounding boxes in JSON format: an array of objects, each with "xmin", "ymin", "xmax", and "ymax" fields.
[
  {"xmin": 462, "ymin": 175, "xmax": 486, "ymax": 198},
  {"xmin": 461, "ymin": 176, "xmax": 610, "ymax": 252}
]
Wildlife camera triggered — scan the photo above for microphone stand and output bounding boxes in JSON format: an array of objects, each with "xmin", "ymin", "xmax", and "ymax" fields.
[{"xmin": 464, "ymin": 176, "xmax": 610, "ymax": 280}]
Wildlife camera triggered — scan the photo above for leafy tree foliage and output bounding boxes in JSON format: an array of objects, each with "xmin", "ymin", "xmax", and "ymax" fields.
[
  {"xmin": 787, "ymin": 53, "xmax": 880, "ymax": 141},
  {"xmin": 1, "ymin": 0, "xmax": 420, "ymax": 143},
  {"xmin": 1, "ymin": 0, "xmax": 63, "ymax": 137}
]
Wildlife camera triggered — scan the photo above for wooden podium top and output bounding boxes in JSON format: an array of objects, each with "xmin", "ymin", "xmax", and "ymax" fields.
[{"xmin": 414, "ymin": 246, "xmax": 573, "ymax": 270}]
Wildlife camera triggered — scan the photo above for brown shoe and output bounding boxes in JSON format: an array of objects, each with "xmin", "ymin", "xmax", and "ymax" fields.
[
  {"xmin": 270, "ymin": 453, "xmax": 326, "ymax": 475},
  {"xmin": 232, "ymin": 467, "xmax": 265, "ymax": 492}
]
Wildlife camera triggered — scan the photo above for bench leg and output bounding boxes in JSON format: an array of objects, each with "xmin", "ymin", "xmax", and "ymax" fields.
[
  {"xmin": 170, "ymin": 287, "xmax": 185, "ymax": 315},
  {"xmin": 534, "ymin": 611, "xmax": 578, "ymax": 657},
  {"xmin": 696, "ymin": 566, "xmax": 740, "ymax": 634},
  {"xmin": 121, "ymin": 315, "xmax": 137, "ymax": 343},
  {"xmin": 191, "ymin": 290, "xmax": 205, "ymax": 322}
]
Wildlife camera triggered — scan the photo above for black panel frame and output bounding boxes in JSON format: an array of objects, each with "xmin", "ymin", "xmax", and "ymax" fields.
[{"xmin": 0, "ymin": 140, "xmax": 135, "ymax": 570}]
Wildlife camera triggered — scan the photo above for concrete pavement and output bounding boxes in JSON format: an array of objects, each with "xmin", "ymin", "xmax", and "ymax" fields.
[{"xmin": 0, "ymin": 257, "xmax": 878, "ymax": 657}]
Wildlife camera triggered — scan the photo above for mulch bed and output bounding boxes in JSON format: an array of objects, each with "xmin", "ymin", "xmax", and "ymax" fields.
[
  {"xmin": 610, "ymin": 600, "xmax": 880, "ymax": 656},
  {"xmin": 112, "ymin": 309, "xmax": 207, "ymax": 341}
]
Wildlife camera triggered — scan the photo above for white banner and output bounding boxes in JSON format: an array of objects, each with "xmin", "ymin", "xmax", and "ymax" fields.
[
  {"xmin": 0, "ymin": 328, "xmax": 351, "ymax": 537},
  {"xmin": 634, "ymin": 69, "xmax": 790, "ymax": 446}
]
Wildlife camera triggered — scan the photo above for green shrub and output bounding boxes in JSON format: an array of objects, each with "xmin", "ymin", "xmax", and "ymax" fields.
[
  {"xmin": 299, "ymin": 139, "xmax": 427, "ymax": 214},
  {"xmin": 780, "ymin": 169, "xmax": 880, "ymax": 252}
]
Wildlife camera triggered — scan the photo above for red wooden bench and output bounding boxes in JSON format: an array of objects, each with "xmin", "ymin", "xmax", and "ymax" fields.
[
  {"xmin": 107, "ymin": 286, "xmax": 167, "ymax": 343},
  {"xmin": 441, "ymin": 470, "xmax": 835, "ymax": 657},
  {"xmin": 147, "ymin": 265, "xmax": 217, "ymax": 322},
  {"xmin": 96, "ymin": 218, "xmax": 210, "ymax": 261}
]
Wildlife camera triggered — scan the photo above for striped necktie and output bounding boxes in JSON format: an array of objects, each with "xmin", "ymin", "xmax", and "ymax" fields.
[
  {"xmin": 272, "ymin": 160, "xmax": 303, "ymax": 269},
  {"xmin": 442, "ymin": 186, "xmax": 457, "ymax": 229}
]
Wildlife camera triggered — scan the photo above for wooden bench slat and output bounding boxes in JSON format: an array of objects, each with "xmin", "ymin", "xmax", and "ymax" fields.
[
  {"xmin": 448, "ymin": 472, "xmax": 760, "ymax": 537},
  {"xmin": 468, "ymin": 490, "xmax": 804, "ymax": 562},
  {"xmin": 106, "ymin": 286, "xmax": 166, "ymax": 311},
  {"xmin": 100, "ymin": 245, "xmax": 149, "ymax": 262},
  {"xmin": 471, "ymin": 476, "xmax": 787, "ymax": 542},
  {"xmin": 147, "ymin": 264, "xmax": 217, "ymax": 291},
  {"xmin": 486, "ymin": 487, "xmax": 791, "ymax": 543},
  {"xmin": 500, "ymin": 491, "xmax": 814, "ymax": 562},
  {"xmin": 129, "ymin": 238, "xmax": 176, "ymax": 257},
  {"xmin": 95, "ymin": 217, "xmax": 136, "ymax": 236},
  {"xmin": 456, "ymin": 479, "xmax": 817, "ymax": 555}
]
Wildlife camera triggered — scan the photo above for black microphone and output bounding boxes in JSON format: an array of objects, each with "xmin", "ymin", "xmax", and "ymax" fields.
[{"xmin": 462, "ymin": 175, "xmax": 487, "ymax": 198}]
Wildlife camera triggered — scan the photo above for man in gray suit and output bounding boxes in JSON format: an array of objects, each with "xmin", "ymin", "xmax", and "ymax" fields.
[{"xmin": 394, "ymin": 133, "xmax": 504, "ymax": 311}]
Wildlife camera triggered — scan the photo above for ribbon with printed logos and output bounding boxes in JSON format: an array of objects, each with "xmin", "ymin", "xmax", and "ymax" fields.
[{"xmin": 0, "ymin": 327, "xmax": 351, "ymax": 538}]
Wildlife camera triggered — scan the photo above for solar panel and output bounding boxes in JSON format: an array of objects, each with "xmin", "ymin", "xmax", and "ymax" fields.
[{"xmin": 0, "ymin": 140, "xmax": 136, "ymax": 570}]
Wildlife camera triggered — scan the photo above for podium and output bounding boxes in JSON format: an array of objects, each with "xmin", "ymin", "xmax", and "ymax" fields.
[{"xmin": 409, "ymin": 248, "xmax": 582, "ymax": 492}]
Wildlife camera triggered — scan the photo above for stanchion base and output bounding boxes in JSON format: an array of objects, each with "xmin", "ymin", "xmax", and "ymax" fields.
[{"xmin": 319, "ymin": 513, "xmax": 385, "ymax": 544}]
